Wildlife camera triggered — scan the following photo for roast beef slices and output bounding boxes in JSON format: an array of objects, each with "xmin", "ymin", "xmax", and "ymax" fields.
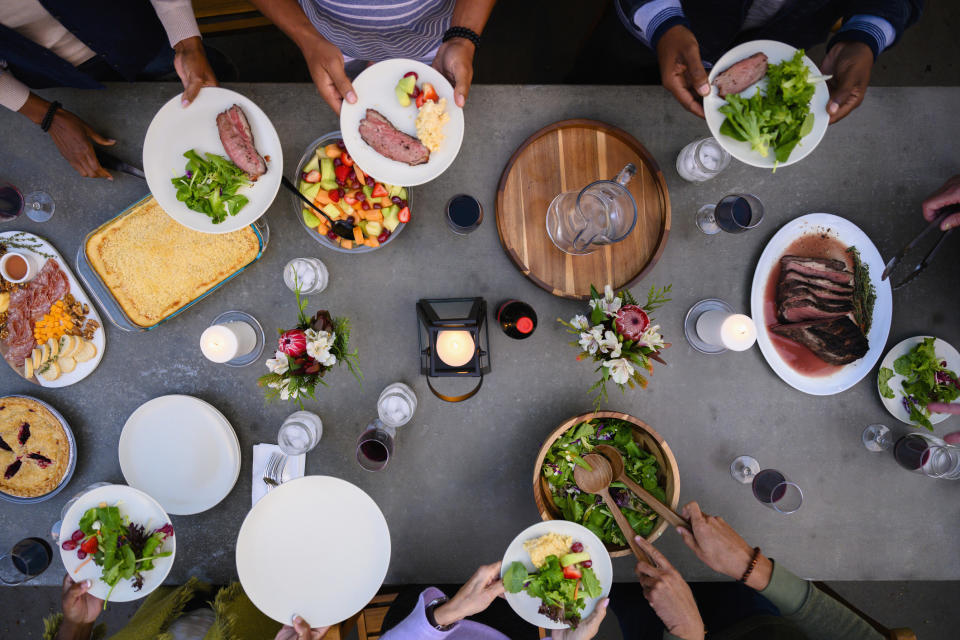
[
  {"xmin": 770, "ymin": 317, "xmax": 868, "ymax": 365},
  {"xmin": 713, "ymin": 53, "xmax": 769, "ymax": 97},
  {"xmin": 780, "ymin": 255, "xmax": 853, "ymax": 285},
  {"xmin": 780, "ymin": 270, "xmax": 854, "ymax": 294},
  {"xmin": 216, "ymin": 105, "xmax": 267, "ymax": 180},
  {"xmin": 359, "ymin": 109, "xmax": 430, "ymax": 166},
  {"xmin": 779, "ymin": 297, "xmax": 853, "ymax": 323}
]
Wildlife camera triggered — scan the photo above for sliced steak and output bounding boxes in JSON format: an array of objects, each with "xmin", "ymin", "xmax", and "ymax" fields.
[
  {"xmin": 778, "ymin": 282, "xmax": 851, "ymax": 304},
  {"xmin": 780, "ymin": 270, "xmax": 854, "ymax": 294},
  {"xmin": 713, "ymin": 52, "xmax": 769, "ymax": 97},
  {"xmin": 770, "ymin": 316, "xmax": 869, "ymax": 365},
  {"xmin": 779, "ymin": 296, "xmax": 854, "ymax": 323},
  {"xmin": 780, "ymin": 255, "xmax": 853, "ymax": 285},
  {"xmin": 358, "ymin": 109, "xmax": 430, "ymax": 166},
  {"xmin": 217, "ymin": 105, "xmax": 267, "ymax": 180}
]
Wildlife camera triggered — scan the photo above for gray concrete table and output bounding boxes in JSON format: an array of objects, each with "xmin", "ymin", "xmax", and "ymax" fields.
[{"xmin": 1, "ymin": 85, "xmax": 958, "ymax": 587}]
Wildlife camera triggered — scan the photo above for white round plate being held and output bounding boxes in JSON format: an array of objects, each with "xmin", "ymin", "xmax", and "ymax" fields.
[
  {"xmin": 58, "ymin": 484, "xmax": 175, "ymax": 602},
  {"xmin": 236, "ymin": 476, "xmax": 391, "ymax": 626},
  {"xmin": 500, "ymin": 520, "xmax": 613, "ymax": 630},
  {"xmin": 877, "ymin": 336, "xmax": 959, "ymax": 427},
  {"xmin": 750, "ymin": 213, "xmax": 892, "ymax": 395},
  {"xmin": 119, "ymin": 395, "xmax": 241, "ymax": 515},
  {"xmin": 340, "ymin": 58, "xmax": 464, "ymax": 186},
  {"xmin": 704, "ymin": 40, "xmax": 829, "ymax": 169},
  {"xmin": 143, "ymin": 87, "xmax": 282, "ymax": 233}
]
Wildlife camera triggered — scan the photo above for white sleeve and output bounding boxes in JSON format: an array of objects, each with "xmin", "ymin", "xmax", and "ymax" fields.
[
  {"xmin": 0, "ymin": 68, "xmax": 31, "ymax": 112},
  {"xmin": 149, "ymin": 0, "xmax": 202, "ymax": 47}
]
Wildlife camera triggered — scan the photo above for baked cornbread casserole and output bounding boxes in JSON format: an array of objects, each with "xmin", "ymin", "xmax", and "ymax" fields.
[{"xmin": 86, "ymin": 197, "xmax": 260, "ymax": 328}]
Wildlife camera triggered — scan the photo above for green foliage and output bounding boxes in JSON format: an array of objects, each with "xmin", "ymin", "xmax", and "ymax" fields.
[
  {"xmin": 171, "ymin": 150, "xmax": 251, "ymax": 223},
  {"xmin": 891, "ymin": 338, "xmax": 960, "ymax": 430}
]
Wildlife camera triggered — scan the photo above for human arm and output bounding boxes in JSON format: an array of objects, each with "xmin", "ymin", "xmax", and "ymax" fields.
[
  {"xmin": 247, "ymin": 0, "xmax": 355, "ymax": 114},
  {"xmin": 632, "ymin": 536, "xmax": 704, "ymax": 640},
  {"xmin": 53, "ymin": 575, "xmax": 103, "ymax": 640},
  {"xmin": 431, "ymin": 0, "xmax": 497, "ymax": 107},
  {"xmin": 149, "ymin": 0, "xmax": 217, "ymax": 106},
  {"xmin": 17, "ymin": 92, "xmax": 114, "ymax": 179},
  {"xmin": 920, "ymin": 175, "xmax": 960, "ymax": 231},
  {"xmin": 273, "ymin": 615, "xmax": 331, "ymax": 640}
]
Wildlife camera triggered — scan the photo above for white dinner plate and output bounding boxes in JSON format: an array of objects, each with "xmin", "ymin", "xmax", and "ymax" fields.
[
  {"xmin": 58, "ymin": 484, "xmax": 175, "ymax": 602},
  {"xmin": 236, "ymin": 476, "xmax": 391, "ymax": 626},
  {"xmin": 500, "ymin": 520, "xmax": 612, "ymax": 630},
  {"xmin": 704, "ymin": 40, "xmax": 829, "ymax": 169},
  {"xmin": 119, "ymin": 395, "xmax": 241, "ymax": 515},
  {"xmin": 340, "ymin": 58, "xmax": 464, "ymax": 186},
  {"xmin": 750, "ymin": 213, "xmax": 893, "ymax": 395},
  {"xmin": 143, "ymin": 87, "xmax": 283, "ymax": 233},
  {"xmin": 877, "ymin": 336, "xmax": 959, "ymax": 427}
]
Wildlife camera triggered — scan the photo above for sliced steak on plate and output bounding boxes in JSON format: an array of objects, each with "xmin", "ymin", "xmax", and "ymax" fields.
[
  {"xmin": 713, "ymin": 52, "xmax": 769, "ymax": 97},
  {"xmin": 778, "ymin": 281, "xmax": 851, "ymax": 303},
  {"xmin": 779, "ymin": 296, "xmax": 854, "ymax": 323},
  {"xmin": 781, "ymin": 270, "xmax": 854, "ymax": 294},
  {"xmin": 358, "ymin": 109, "xmax": 430, "ymax": 166},
  {"xmin": 780, "ymin": 255, "xmax": 853, "ymax": 285},
  {"xmin": 216, "ymin": 104, "xmax": 267, "ymax": 180},
  {"xmin": 770, "ymin": 316, "xmax": 869, "ymax": 366}
]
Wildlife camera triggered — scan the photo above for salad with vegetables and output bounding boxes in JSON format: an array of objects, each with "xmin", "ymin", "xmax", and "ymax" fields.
[
  {"xmin": 61, "ymin": 503, "xmax": 174, "ymax": 605},
  {"xmin": 542, "ymin": 419, "xmax": 665, "ymax": 546},
  {"xmin": 171, "ymin": 150, "xmax": 251, "ymax": 223},
  {"xmin": 503, "ymin": 537, "xmax": 602, "ymax": 627},
  {"xmin": 879, "ymin": 337, "xmax": 959, "ymax": 430}
]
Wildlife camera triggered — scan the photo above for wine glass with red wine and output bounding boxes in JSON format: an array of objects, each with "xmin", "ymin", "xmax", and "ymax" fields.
[
  {"xmin": 730, "ymin": 456, "xmax": 803, "ymax": 514},
  {"xmin": 696, "ymin": 194, "xmax": 764, "ymax": 235},
  {"xmin": 0, "ymin": 181, "xmax": 55, "ymax": 222},
  {"xmin": 356, "ymin": 419, "xmax": 396, "ymax": 472},
  {"xmin": 0, "ymin": 537, "xmax": 52, "ymax": 585}
]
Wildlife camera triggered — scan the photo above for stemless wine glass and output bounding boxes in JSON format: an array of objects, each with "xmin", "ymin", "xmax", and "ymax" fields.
[
  {"xmin": 0, "ymin": 537, "xmax": 53, "ymax": 585},
  {"xmin": 356, "ymin": 419, "xmax": 396, "ymax": 472},
  {"xmin": 277, "ymin": 411, "xmax": 323, "ymax": 456},
  {"xmin": 696, "ymin": 193, "xmax": 764, "ymax": 235},
  {"xmin": 862, "ymin": 424, "xmax": 894, "ymax": 452},
  {"xmin": 730, "ymin": 456, "xmax": 803, "ymax": 514},
  {"xmin": 676, "ymin": 137, "xmax": 731, "ymax": 182}
]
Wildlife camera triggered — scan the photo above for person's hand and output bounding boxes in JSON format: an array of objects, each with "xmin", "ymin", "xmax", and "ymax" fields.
[
  {"xmin": 174, "ymin": 36, "xmax": 218, "ymax": 107},
  {"xmin": 47, "ymin": 108, "xmax": 115, "ymax": 179},
  {"xmin": 432, "ymin": 39, "xmax": 475, "ymax": 107},
  {"xmin": 821, "ymin": 41, "xmax": 873, "ymax": 123},
  {"xmin": 921, "ymin": 175, "xmax": 960, "ymax": 230},
  {"xmin": 551, "ymin": 598, "xmax": 609, "ymax": 640},
  {"xmin": 633, "ymin": 536, "xmax": 704, "ymax": 640},
  {"xmin": 675, "ymin": 501, "xmax": 773, "ymax": 591},
  {"xmin": 61, "ymin": 575, "xmax": 103, "ymax": 628},
  {"xmin": 300, "ymin": 35, "xmax": 357, "ymax": 115},
  {"xmin": 656, "ymin": 25, "xmax": 710, "ymax": 118},
  {"xmin": 273, "ymin": 615, "xmax": 331, "ymax": 640},
  {"xmin": 433, "ymin": 562, "xmax": 505, "ymax": 626}
]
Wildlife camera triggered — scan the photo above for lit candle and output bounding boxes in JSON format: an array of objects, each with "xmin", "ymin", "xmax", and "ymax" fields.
[
  {"xmin": 696, "ymin": 311, "xmax": 757, "ymax": 351},
  {"xmin": 200, "ymin": 321, "xmax": 257, "ymax": 363},
  {"xmin": 435, "ymin": 330, "xmax": 476, "ymax": 367}
]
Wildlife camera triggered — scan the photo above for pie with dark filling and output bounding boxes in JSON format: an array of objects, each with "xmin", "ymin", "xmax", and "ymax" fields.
[{"xmin": 0, "ymin": 396, "xmax": 70, "ymax": 498}]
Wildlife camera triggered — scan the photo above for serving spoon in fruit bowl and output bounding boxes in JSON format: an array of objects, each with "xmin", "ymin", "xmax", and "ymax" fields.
[{"xmin": 281, "ymin": 175, "xmax": 356, "ymax": 240}]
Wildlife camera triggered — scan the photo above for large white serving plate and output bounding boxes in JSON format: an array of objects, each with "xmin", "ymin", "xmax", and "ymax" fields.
[
  {"xmin": 143, "ymin": 87, "xmax": 282, "ymax": 233},
  {"xmin": 0, "ymin": 231, "xmax": 105, "ymax": 387},
  {"xmin": 878, "ymin": 336, "xmax": 959, "ymax": 427},
  {"xmin": 236, "ymin": 476, "xmax": 391, "ymax": 626},
  {"xmin": 119, "ymin": 395, "xmax": 241, "ymax": 515},
  {"xmin": 58, "ymin": 484, "xmax": 175, "ymax": 602},
  {"xmin": 750, "ymin": 213, "xmax": 892, "ymax": 395},
  {"xmin": 340, "ymin": 58, "xmax": 464, "ymax": 186},
  {"xmin": 704, "ymin": 40, "xmax": 829, "ymax": 169},
  {"xmin": 500, "ymin": 520, "xmax": 612, "ymax": 630}
]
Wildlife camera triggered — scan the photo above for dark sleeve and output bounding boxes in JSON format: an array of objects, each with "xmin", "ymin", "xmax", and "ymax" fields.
[
  {"xmin": 615, "ymin": 0, "xmax": 691, "ymax": 50},
  {"xmin": 828, "ymin": 0, "xmax": 924, "ymax": 57}
]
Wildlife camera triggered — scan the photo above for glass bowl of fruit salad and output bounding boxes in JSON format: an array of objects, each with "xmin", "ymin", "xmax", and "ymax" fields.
[{"xmin": 293, "ymin": 132, "xmax": 410, "ymax": 253}]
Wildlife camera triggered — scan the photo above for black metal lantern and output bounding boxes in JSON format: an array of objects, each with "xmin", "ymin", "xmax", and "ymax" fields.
[{"xmin": 416, "ymin": 297, "xmax": 491, "ymax": 402}]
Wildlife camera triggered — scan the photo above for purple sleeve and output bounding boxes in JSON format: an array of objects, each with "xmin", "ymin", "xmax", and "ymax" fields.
[{"xmin": 379, "ymin": 587, "xmax": 513, "ymax": 640}]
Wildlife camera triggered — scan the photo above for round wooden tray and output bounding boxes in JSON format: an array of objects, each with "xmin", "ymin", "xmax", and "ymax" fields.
[
  {"xmin": 533, "ymin": 410, "xmax": 680, "ymax": 557},
  {"xmin": 496, "ymin": 120, "xmax": 671, "ymax": 300}
]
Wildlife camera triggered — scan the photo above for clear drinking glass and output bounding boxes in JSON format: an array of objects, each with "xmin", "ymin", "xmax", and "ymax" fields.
[
  {"xmin": 50, "ymin": 482, "xmax": 111, "ymax": 542},
  {"xmin": 545, "ymin": 163, "xmax": 638, "ymax": 254},
  {"xmin": 356, "ymin": 419, "xmax": 396, "ymax": 472},
  {"xmin": 1, "ymin": 537, "xmax": 53, "ymax": 585},
  {"xmin": 924, "ymin": 444, "xmax": 960, "ymax": 479},
  {"xmin": 862, "ymin": 424, "xmax": 894, "ymax": 452},
  {"xmin": 696, "ymin": 193, "xmax": 764, "ymax": 235},
  {"xmin": 730, "ymin": 455, "xmax": 760, "ymax": 483},
  {"xmin": 283, "ymin": 258, "xmax": 329, "ymax": 294},
  {"xmin": 278, "ymin": 411, "xmax": 323, "ymax": 455},
  {"xmin": 676, "ymin": 137, "xmax": 731, "ymax": 182},
  {"xmin": 377, "ymin": 382, "xmax": 418, "ymax": 428},
  {"xmin": 730, "ymin": 457, "xmax": 802, "ymax": 513},
  {"xmin": 0, "ymin": 182, "xmax": 24, "ymax": 221}
]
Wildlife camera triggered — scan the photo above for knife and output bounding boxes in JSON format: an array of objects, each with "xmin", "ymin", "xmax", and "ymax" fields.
[{"xmin": 95, "ymin": 150, "xmax": 145, "ymax": 180}]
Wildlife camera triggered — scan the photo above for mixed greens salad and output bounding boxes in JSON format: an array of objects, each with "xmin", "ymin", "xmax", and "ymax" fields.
[
  {"xmin": 61, "ymin": 504, "xmax": 174, "ymax": 606},
  {"xmin": 504, "ymin": 542, "xmax": 602, "ymax": 627},
  {"xmin": 171, "ymin": 149, "xmax": 251, "ymax": 223},
  {"xmin": 542, "ymin": 419, "xmax": 665, "ymax": 545},
  {"xmin": 879, "ymin": 337, "xmax": 959, "ymax": 430},
  {"xmin": 719, "ymin": 50, "xmax": 817, "ymax": 166}
]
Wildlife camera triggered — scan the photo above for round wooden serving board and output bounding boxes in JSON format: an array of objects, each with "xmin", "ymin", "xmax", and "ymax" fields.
[{"xmin": 496, "ymin": 120, "xmax": 670, "ymax": 300}]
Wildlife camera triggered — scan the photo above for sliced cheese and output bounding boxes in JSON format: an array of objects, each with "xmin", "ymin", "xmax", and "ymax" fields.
[
  {"xmin": 24, "ymin": 357, "xmax": 34, "ymax": 379},
  {"xmin": 39, "ymin": 343, "xmax": 50, "ymax": 365},
  {"xmin": 58, "ymin": 356, "xmax": 76, "ymax": 374},
  {"xmin": 47, "ymin": 337, "xmax": 59, "ymax": 358},
  {"xmin": 39, "ymin": 361, "xmax": 60, "ymax": 381},
  {"xmin": 60, "ymin": 335, "xmax": 78, "ymax": 358},
  {"xmin": 75, "ymin": 341, "xmax": 97, "ymax": 363},
  {"xmin": 31, "ymin": 349, "xmax": 42, "ymax": 370}
]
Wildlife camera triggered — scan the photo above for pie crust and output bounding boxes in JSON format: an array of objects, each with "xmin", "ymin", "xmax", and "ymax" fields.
[{"xmin": 0, "ymin": 396, "xmax": 70, "ymax": 498}]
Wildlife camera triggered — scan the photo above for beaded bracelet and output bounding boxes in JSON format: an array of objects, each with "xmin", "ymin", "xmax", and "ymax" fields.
[
  {"xmin": 442, "ymin": 26, "xmax": 481, "ymax": 49},
  {"xmin": 739, "ymin": 547, "xmax": 761, "ymax": 583},
  {"xmin": 40, "ymin": 100, "xmax": 61, "ymax": 132}
]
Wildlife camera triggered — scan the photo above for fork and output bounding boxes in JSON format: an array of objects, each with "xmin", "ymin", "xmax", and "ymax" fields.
[{"xmin": 262, "ymin": 452, "xmax": 288, "ymax": 489}]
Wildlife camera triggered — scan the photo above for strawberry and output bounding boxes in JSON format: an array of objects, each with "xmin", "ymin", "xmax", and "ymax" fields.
[
  {"xmin": 334, "ymin": 164, "xmax": 351, "ymax": 183},
  {"xmin": 341, "ymin": 151, "xmax": 354, "ymax": 167},
  {"xmin": 398, "ymin": 206, "xmax": 410, "ymax": 223},
  {"xmin": 415, "ymin": 92, "xmax": 425, "ymax": 109},
  {"xmin": 328, "ymin": 189, "xmax": 340, "ymax": 203},
  {"xmin": 371, "ymin": 183, "xmax": 388, "ymax": 198},
  {"xmin": 563, "ymin": 565, "xmax": 581, "ymax": 580},
  {"xmin": 422, "ymin": 83, "xmax": 439, "ymax": 103},
  {"xmin": 344, "ymin": 191, "xmax": 358, "ymax": 205},
  {"xmin": 80, "ymin": 536, "xmax": 98, "ymax": 554},
  {"xmin": 303, "ymin": 170, "xmax": 321, "ymax": 183}
]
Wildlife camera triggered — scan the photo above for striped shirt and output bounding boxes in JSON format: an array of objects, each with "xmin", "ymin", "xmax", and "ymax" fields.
[{"xmin": 298, "ymin": 0, "xmax": 454, "ymax": 61}]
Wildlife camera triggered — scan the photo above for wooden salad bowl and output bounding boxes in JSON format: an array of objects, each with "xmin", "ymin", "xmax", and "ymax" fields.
[{"xmin": 532, "ymin": 410, "xmax": 680, "ymax": 557}]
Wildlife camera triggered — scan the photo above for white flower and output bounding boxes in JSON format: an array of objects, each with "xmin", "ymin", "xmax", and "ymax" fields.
[
  {"xmin": 598, "ymin": 330, "xmax": 622, "ymax": 358},
  {"xmin": 570, "ymin": 314, "xmax": 589, "ymax": 331},
  {"xmin": 265, "ymin": 350, "xmax": 289, "ymax": 375},
  {"xmin": 578, "ymin": 326, "xmax": 605, "ymax": 354},
  {"xmin": 638, "ymin": 324, "xmax": 665, "ymax": 350},
  {"xmin": 588, "ymin": 284, "xmax": 622, "ymax": 317},
  {"xmin": 603, "ymin": 357, "xmax": 634, "ymax": 385},
  {"xmin": 306, "ymin": 330, "xmax": 338, "ymax": 367}
]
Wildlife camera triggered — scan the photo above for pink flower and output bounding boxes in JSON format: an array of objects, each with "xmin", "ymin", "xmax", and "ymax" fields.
[
  {"xmin": 615, "ymin": 305, "xmax": 649, "ymax": 341},
  {"xmin": 278, "ymin": 329, "xmax": 307, "ymax": 356}
]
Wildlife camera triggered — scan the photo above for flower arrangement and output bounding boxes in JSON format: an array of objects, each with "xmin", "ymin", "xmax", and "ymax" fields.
[
  {"xmin": 258, "ymin": 284, "xmax": 361, "ymax": 406},
  {"xmin": 559, "ymin": 284, "xmax": 671, "ymax": 408}
]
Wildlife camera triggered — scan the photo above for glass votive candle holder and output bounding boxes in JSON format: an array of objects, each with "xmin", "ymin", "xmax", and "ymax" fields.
[{"xmin": 283, "ymin": 257, "xmax": 329, "ymax": 294}]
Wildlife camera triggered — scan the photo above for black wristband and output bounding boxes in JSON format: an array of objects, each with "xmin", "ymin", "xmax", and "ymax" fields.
[
  {"xmin": 40, "ymin": 101, "xmax": 61, "ymax": 132},
  {"xmin": 442, "ymin": 26, "xmax": 481, "ymax": 49},
  {"xmin": 425, "ymin": 597, "xmax": 455, "ymax": 631}
]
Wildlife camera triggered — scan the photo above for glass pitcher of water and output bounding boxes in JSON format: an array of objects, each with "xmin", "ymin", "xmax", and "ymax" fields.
[{"xmin": 545, "ymin": 164, "xmax": 638, "ymax": 255}]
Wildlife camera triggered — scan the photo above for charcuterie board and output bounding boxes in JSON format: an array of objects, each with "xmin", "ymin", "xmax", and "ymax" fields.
[{"xmin": 0, "ymin": 231, "xmax": 105, "ymax": 387}]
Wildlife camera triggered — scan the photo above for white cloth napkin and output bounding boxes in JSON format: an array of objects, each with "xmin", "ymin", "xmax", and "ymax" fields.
[{"xmin": 252, "ymin": 443, "xmax": 305, "ymax": 506}]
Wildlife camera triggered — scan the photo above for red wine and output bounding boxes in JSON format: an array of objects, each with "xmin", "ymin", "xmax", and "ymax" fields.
[
  {"xmin": 360, "ymin": 440, "xmax": 389, "ymax": 462},
  {"xmin": 715, "ymin": 196, "xmax": 752, "ymax": 233},
  {"xmin": 0, "ymin": 185, "xmax": 24, "ymax": 221},
  {"xmin": 10, "ymin": 538, "xmax": 52, "ymax": 577},
  {"xmin": 752, "ymin": 469, "xmax": 787, "ymax": 503},
  {"xmin": 446, "ymin": 194, "xmax": 483, "ymax": 234},
  {"xmin": 497, "ymin": 300, "xmax": 537, "ymax": 339},
  {"xmin": 894, "ymin": 435, "xmax": 930, "ymax": 471}
]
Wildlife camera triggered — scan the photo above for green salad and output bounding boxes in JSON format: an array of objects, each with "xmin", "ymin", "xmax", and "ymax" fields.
[
  {"xmin": 879, "ymin": 337, "xmax": 959, "ymax": 430},
  {"xmin": 504, "ymin": 545, "xmax": 602, "ymax": 627},
  {"xmin": 719, "ymin": 50, "xmax": 817, "ymax": 166},
  {"xmin": 171, "ymin": 149, "xmax": 251, "ymax": 223},
  {"xmin": 542, "ymin": 419, "xmax": 665, "ymax": 546}
]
